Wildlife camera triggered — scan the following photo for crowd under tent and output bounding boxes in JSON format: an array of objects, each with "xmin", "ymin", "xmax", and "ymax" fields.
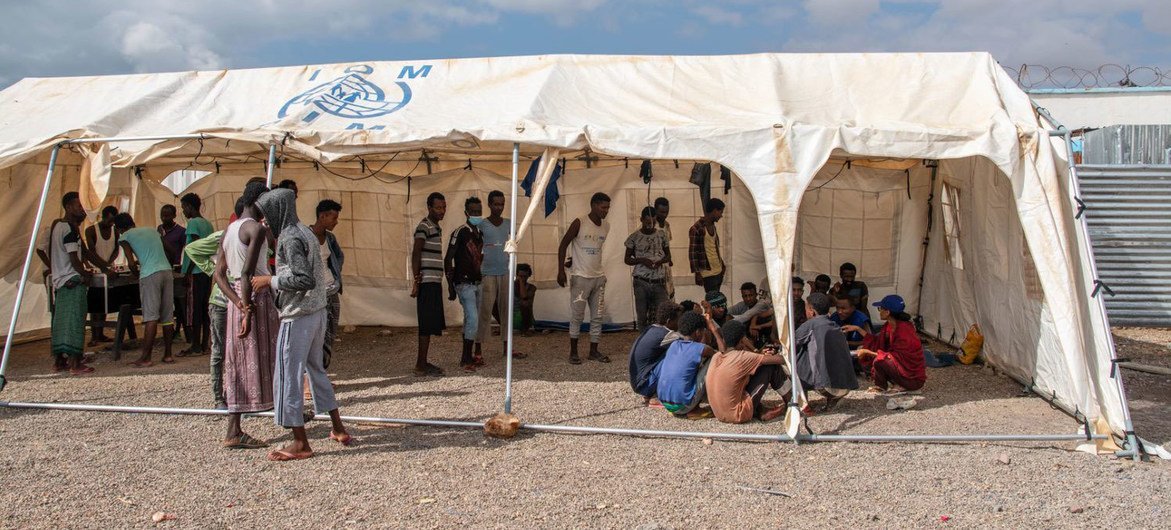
[{"xmin": 0, "ymin": 53, "xmax": 1148, "ymax": 456}]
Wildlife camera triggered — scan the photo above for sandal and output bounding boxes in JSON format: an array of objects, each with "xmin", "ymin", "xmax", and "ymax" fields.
[
  {"xmin": 506, "ymin": 351, "xmax": 528, "ymax": 359},
  {"xmin": 161, "ymin": 357, "xmax": 176, "ymax": 364},
  {"xmin": 70, "ymin": 365, "xmax": 95, "ymax": 376},
  {"xmin": 460, "ymin": 363, "xmax": 477, "ymax": 373},
  {"xmin": 587, "ymin": 352, "xmax": 611, "ymax": 363},
  {"xmin": 329, "ymin": 431, "xmax": 354, "ymax": 446},
  {"xmin": 569, "ymin": 354, "xmax": 582, "ymax": 365},
  {"xmin": 267, "ymin": 448, "xmax": 313, "ymax": 462},
  {"xmin": 472, "ymin": 354, "xmax": 485, "ymax": 367},
  {"xmin": 223, "ymin": 433, "xmax": 269, "ymax": 449},
  {"xmin": 130, "ymin": 360, "xmax": 154, "ymax": 368}
]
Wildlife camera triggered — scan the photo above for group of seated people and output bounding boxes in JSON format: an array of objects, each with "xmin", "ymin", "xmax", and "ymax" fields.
[{"xmin": 627, "ymin": 262, "xmax": 927, "ymax": 424}]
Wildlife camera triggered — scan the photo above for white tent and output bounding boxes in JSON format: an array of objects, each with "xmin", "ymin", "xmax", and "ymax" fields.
[{"xmin": 0, "ymin": 53, "xmax": 1140, "ymax": 451}]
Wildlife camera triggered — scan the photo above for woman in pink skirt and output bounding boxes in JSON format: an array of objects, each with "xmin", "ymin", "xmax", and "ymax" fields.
[{"xmin": 213, "ymin": 182, "xmax": 278, "ymax": 449}]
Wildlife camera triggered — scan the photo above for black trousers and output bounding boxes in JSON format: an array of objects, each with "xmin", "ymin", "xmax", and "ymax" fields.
[{"xmin": 746, "ymin": 364, "xmax": 785, "ymax": 418}]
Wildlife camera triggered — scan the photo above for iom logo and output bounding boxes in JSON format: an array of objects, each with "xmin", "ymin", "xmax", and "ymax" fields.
[{"xmin": 277, "ymin": 64, "xmax": 431, "ymax": 129}]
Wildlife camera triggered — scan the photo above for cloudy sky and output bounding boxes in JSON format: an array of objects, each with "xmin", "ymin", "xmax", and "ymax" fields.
[{"xmin": 1, "ymin": 0, "xmax": 1168, "ymax": 89}]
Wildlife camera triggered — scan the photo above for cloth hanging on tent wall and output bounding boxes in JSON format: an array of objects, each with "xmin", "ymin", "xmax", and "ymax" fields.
[
  {"xmin": 690, "ymin": 162, "xmax": 712, "ymax": 206},
  {"xmin": 719, "ymin": 165, "xmax": 731, "ymax": 195},
  {"xmin": 522, "ymin": 155, "xmax": 562, "ymax": 217},
  {"xmin": 639, "ymin": 160, "xmax": 653, "ymax": 184}
]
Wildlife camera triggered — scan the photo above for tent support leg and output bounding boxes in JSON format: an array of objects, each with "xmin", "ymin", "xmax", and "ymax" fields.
[
  {"xmin": 0, "ymin": 400, "xmax": 1106, "ymax": 443},
  {"xmin": 913, "ymin": 160, "xmax": 938, "ymax": 326},
  {"xmin": 1039, "ymin": 106, "xmax": 1143, "ymax": 460},
  {"xmin": 0, "ymin": 144, "xmax": 62, "ymax": 390},
  {"xmin": 264, "ymin": 144, "xmax": 277, "ymax": 188},
  {"xmin": 503, "ymin": 142, "xmax": 519, "ymax": 414},
  {"xmin": 786, "ymin": 276, "xmax": 802, "ymax": 443}
]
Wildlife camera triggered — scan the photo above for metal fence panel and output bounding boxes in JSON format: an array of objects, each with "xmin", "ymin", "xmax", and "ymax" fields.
[
  {"xmin": 1081, "ymin": 125, "xmax": 1171, "ymax": 165},
  {"xmin": 1077, "ymin": 164, "xmax": 1171, "ymax": 326}
]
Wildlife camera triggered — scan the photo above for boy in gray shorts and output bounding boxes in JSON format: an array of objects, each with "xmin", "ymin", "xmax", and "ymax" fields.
[{"xmin": 114, "ymin": 213, "xmax": 175, "ymax": 367}]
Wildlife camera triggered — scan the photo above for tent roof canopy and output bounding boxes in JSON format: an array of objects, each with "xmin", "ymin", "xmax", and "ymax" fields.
[{"xmin": 0, "ymin": 52, "xmax": 1036, "ymax": 179}]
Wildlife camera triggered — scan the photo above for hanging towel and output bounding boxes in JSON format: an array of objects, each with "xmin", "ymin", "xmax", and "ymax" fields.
[
  {"xmin": 639, "ymin": 159, "xmax": 654, "ymax": 184},
  {"xmin": 522, "ymin": 155, "xmax": 563, "ymax": 218},
  {"xmin": 690, "ymin": 162, "xmax": 712, "ymax": 206}
]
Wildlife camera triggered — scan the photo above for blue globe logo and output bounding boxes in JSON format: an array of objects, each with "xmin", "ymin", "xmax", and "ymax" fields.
[{"xmin": 278, "ymin": 65, "xmax": 411, "ymax": 123}]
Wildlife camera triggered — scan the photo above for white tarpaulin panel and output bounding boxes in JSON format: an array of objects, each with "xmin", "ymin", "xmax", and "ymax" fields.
[{"xmin": 0, "ymin": 52, "xmax": 1129, "ymax": 436}]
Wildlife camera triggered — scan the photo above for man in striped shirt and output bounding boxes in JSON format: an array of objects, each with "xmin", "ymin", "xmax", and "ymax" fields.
[{"xmin": 411, "ymin": 192, "xmax": 447, "ymax": 377}]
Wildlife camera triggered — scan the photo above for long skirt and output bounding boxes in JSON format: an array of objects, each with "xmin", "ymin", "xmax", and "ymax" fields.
[
  {"xmin": 223, "ymin": 282, "xmax": 278, "ymax": 414},
  {"xmin": 51, "ymin": 281, "xmax": 88, "ymax": 360}
]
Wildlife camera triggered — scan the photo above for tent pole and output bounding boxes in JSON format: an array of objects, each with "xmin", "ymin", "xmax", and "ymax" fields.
[
  {"xmin": 1037, "ymin": 105, "xmax": 1143, "ymax": 460},
  {"xmin": 0, "ymin": 144, "xmax": 62, "ymax": 390},
  {"xmin": 504, "ymin": 142, "xmax": 519, "ymax": 414},
  {"xmin": 1050, "ymin": 128, "xmax": 1143, "ymax": 460},
  {"xmin": 264, "ymin": 144, "xmax": 277, "ymax": 188},
  {"xmin": 59, "ymin": 134, "xmax": 208, "ymax": 145},
  {"xmin": 786, "ymin": 274, "xmax": 802, "ymax": 442},
  {"xmin": 913, "ymin": 160, "xmax": 938, "ymax": 325},
  {"xmin": 0, "ymin": 401, "xmax": 1106, "ymax": 443}
]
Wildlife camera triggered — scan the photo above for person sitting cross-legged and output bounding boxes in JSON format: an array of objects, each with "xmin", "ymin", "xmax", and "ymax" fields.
[
  {"xmin": 704, "ymin": 320, "xmax": 787, "ymax": 423},
  {"xmin": 654, "ymin": 303, "xmax": 726, "ymax": 418}
]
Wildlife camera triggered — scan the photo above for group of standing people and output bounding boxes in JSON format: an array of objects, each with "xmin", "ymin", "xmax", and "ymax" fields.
[{"xmin": 41, "ymin": 179, "xmax": 351, "ymax": 461}]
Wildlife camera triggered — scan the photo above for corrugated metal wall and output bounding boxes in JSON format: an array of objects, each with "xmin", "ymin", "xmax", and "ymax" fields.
[
  {"xmin": 1077, "ymin": 165, "xmax": 1171, "ymax": 326},
  {"xmin": 1081, "ymin": 125, "xmax": 1171, "ymax": 164}
]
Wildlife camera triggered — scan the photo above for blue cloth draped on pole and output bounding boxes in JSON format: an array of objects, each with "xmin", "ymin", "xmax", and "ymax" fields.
[{"xmin": 521, "ymin": 155, "xmax": 562, "ymax": 218}]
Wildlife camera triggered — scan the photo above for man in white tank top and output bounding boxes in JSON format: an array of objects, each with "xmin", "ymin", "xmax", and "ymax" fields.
[
  {"xmin": 84, "ymin": 206, "xmax": 122, "ymax": 344},
  {"xmin": 557, "ymin": 192, "xmax": 612, "ymax": 365}
]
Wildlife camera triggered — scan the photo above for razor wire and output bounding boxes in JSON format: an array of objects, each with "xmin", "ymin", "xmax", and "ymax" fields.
[{"xmin": 1005, "ymin": 64, "xmax": 1171, "ymax": 89}]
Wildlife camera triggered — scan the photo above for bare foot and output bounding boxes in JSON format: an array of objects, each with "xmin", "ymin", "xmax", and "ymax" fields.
[{"xmin": 761, "ymin": 406, "xmax": 785, "ymax": 421}]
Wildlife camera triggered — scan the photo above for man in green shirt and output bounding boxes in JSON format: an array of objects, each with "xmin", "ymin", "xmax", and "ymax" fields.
[
  {"xmin": 183, "ymin": 228, "xmax": 228, "ymax": 409},
  {"xmin": 115, "ymin": 213, "xmax": 176, "ymax": 367},
  {"xmin": 180, "ymin": 193, "xmax": 215, "ymax": 356}
]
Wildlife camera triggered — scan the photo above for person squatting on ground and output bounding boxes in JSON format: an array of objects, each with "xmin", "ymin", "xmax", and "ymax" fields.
[
  {"xmin": 705, "ymin": 320, "xmax": 787, "ymax": 423},
  {"xmin": 654, "ymin": 303, "xmax": 727, "ymax": 418},
  {"xmin": 627, "ymin": 300, "xmax": 684, "ymax": 406},
  {"xmin": 557, "ymin": 192, "xmax": 612, "ymax": 365},
  {"xmin": 446, "ymin": 196, "xmax": 485, "ymax": 372},
  {"xmin": 794, "ymin": 293, "xmax": 860, "ymax": 411},
  {"xmin": 852, "ymin": 294, "xmax": 925, "ymax": 393},
  {"xmin": 513, "ymin": 263, "xmax": 538, "ymax": 335},
  {"xmin": 115, "ymin": 213, "xmax": 176, "ymax": 367},
  {"xmin": 312, "ymin": 199, "xmax": 344, "ymax": 370},
  {"xmin": 214, "ymin": 184, "xmax": 277, "ymax": 448},
  {"xmin": 688, "ymin": 198, "xmax": 726, "ymax": 295},
  {"xmin": 253, "ymin": 188, "xmax": 351, "ymax": 461},
  {"xmin": 625, "ymin": 206, "xmax": 671, "ymax": 331},
  {"xmin": 411, "ymin": 192, "xmax": 447, "ymax": 377}
]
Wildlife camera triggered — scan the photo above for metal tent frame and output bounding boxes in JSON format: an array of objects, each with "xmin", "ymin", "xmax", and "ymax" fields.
[{"xmin": 0, "ymin": 133, "xmax": 1129, "ymax": 450}]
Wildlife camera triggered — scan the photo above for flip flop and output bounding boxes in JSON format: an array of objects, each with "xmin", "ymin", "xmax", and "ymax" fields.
[
  {"xmin": 329, "ymin": 432, "xmax": 354, "ymax": 446},
  {"xmin": 223, "ymin": 433, "xmax": 268, "ymax": 449},
  {"xmin": 412, "ymin": 363, "xmax": 445, "ymax": 377},
  {"xmin": 130, "ymin": 360, "xmax": 154, "ymax": 368},
  {"xmin": 588, "ymin": 353, "xmax": 611, "ymax": 363},
  {"xmin": 472, "ymin": 354, "xmax": 485, "ymax": 367},
  {"xmin": 267, "ymin": 449, "xmax": 313, "ymax": 462},
  {"xmin": 507, "ymin": 351, "xmax": 528, "ymax": 359},
  {"xmin": 568, "ymin": 355, "xmax": 582, "ymax": 365},
  {"xmin": 161, "ymin": 357, "xmax": 176, "ymax": 364},
  {"xmin": 70, "ymin": 365, "xmax": 95, "ymax": 375},
  {"xmin": 684, "ymin": 408, "xmax": 713, "ymax": 420}
]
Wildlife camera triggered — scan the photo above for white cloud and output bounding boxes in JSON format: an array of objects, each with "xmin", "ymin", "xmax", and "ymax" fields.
[{"xmin": 691, "ymin": 6, "xmax": 744, "ymax": 26}]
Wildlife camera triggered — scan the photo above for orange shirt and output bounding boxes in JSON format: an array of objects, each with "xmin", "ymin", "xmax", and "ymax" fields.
[{"xmin": 705, "ymin": 349, "xmax": 765, "ymax": 424}]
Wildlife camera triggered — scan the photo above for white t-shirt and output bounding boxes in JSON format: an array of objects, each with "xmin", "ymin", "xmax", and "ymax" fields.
[
  {"xmin": 570, "ymin": 216, "xmax": 610, "ymax": 279},
  {"xmin": 319, "ymin": 240, "xmax": 335, "ymax": 292},
  {"xmin": 41, "ymin": 221, "xmax": 82, "ymax": 290}
]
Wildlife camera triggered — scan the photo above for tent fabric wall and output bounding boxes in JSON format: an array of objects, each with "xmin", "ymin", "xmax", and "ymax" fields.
[
  {"xmin": 0, "ymin": 52, "xmax": 1130, "ymax": 436},
  {"xmin": 136, "ymin": 161, "xmax": 758, "ymax": 327}
]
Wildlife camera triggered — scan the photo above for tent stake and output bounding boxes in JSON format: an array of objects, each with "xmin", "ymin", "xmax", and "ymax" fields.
[{"xmin": 0, "ymin": 144, "xmax": 62, "ymax": 389}]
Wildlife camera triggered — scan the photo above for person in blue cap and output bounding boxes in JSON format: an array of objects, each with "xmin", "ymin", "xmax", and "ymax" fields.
[{"xmin": 846, "ymin": 294, "xmax": 926, "ymax": 392}]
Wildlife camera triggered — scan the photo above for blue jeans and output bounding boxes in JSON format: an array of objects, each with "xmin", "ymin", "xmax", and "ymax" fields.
[{"xmin": 456, "ymin": 283, "xmax": 481, "ymax": 341}]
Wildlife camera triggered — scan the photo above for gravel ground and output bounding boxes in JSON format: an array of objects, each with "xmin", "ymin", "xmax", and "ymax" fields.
[
  {"xmin": 0, "ymin": 326, "xmax": 1168, "ymax": 529},
  {"xmin": 1111, "ymin": 327, "xmax": 1171, "ymax": 448}
]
